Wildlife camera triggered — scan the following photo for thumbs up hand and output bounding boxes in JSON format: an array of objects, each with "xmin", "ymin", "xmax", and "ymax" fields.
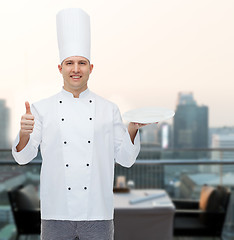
[
  {"xmin": 25, "ymin": 101, "xmax": 32, "ymax": 115},
  {"xmin": 19, "ymin": 101, "xmax": 35, "ymax": 138}
]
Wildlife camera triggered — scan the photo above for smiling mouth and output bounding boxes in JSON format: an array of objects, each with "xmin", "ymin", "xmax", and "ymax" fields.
[{"xmin": 70, "ymin": 75, "xmax": 82, "ymax": 79}]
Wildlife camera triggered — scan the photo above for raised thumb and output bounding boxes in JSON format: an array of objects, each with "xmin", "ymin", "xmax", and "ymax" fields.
[{"xmin": 25, "ymin": 101, "xmax": 32, "ymax": 114}]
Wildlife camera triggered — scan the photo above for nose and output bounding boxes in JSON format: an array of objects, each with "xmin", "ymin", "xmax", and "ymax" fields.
[{"xmin": 73, "ymin": 63, "xmax": 80, "ymax": 73}]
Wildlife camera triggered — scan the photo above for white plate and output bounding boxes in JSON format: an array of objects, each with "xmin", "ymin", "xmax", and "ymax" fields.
[{"xmin": 122, "ymin": 107, "xmax": 175, "ymax": 124}]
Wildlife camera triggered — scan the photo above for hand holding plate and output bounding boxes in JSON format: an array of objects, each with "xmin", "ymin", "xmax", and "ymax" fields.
[{"xmin": 129, "ymin": 122, "xmax": 158, "ymax": 130}]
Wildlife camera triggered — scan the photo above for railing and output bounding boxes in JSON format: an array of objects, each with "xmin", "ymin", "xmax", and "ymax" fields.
[{"xmin": 1, "ymin": 148, "xmax": 234, "ymax": 239}]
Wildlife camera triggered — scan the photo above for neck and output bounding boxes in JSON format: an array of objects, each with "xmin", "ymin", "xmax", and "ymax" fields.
[{"xmin": 63, "ymin": 86, "xmax": 88, "ymax": 98}]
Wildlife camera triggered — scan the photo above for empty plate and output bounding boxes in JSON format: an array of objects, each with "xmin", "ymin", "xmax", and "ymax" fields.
[{"xmin": 122, "ymin": 107, "xmax": 175, "ymax": 124}]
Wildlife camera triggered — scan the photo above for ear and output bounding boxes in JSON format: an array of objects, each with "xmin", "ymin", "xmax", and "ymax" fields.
[
  {"xmin": 89, "ymin": 64, "xmax": 94, "ymax": 74},
  {"xmin": 58, "ymin": 64, "xmax": 62, "ymax": 74}
]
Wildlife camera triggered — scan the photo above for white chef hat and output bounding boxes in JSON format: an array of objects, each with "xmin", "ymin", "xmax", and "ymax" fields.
[{"xmin": 56, "ymin": 8, "xmax": 91, "ymax": 64}]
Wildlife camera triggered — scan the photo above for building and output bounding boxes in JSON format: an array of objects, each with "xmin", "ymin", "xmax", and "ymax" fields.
[
  {"xmin": 0, "ymin": 100, "xmax": 10, "ymax": 149},
  {"xmin": 209, "ymin": 127, "xmax": 234, "ymax": 147},
  {"xmin": 212, "ymin": 134, "xmax": 234, "ymax": 160},
  {"xmin": 139, "ymin": 121, "xmax": 173, "ymax": 149},
  {"xmin": 159, "ymin": 123, "xmax": 173, "ymax": 149},
  {"xmin": 173, "ymin": 92, "xmax": 208, "ymax": 159},
  {"xmin": 139, "ymin": 123, "xmax": 159, "ymax": 144},
  {"xmin": 211, "ymin": 134, "xmax": 234, "ymax": 174}
]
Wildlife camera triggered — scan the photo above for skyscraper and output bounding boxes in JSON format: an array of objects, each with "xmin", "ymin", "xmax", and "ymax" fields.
[
  {"xmin": 0, "ymin": 99, "xmax": 10, "ymax": 149},
  {"xmin": 173, "ymin": 92, "xmax": 208, "ymax": 158}
]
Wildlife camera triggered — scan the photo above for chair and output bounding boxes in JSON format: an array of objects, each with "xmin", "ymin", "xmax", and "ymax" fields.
[
  {"xmin": 173, "ymin": 184, "xmax": 230, "ymax": 237},
  {"xmin": 8, "ymin": 184, "xmax": 41, "ymax": 239}
]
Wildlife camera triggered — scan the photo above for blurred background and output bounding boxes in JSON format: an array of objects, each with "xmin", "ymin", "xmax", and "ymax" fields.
[{"xmin": 0, "ymin": 0, "xmax": 234, "ymax": 239}]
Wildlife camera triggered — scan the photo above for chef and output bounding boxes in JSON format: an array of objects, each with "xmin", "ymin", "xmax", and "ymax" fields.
[{"xmin": 12, "ymin": 8, "xmax": 148, "ymax": 240}]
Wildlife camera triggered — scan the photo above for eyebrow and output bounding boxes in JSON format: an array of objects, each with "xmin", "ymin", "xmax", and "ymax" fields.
[{"xmin": 64, "ymin": 59, "xmax": 88, "ymax": 64}]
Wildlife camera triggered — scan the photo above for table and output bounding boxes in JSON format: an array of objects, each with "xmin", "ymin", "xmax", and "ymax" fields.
[{"xmin": 114, "ymin": 189, "xmax": 175, "ymax": 240}]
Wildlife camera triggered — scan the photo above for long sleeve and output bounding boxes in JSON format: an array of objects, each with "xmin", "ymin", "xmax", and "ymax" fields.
[
  {"xmin": 113, "ymin": 105, "xmax": 140, "ymax": 168},
  {"xmin": 12, "ymin": 104, "xmax": 42, "ymax": 165}
]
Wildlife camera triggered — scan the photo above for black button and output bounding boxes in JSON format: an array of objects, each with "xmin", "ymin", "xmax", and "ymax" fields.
[
  {"xmin": 64, "ymin": 141, "xmax": 67, "ymax": 144},
  {"xmin": 84, "ymin": 187, "xmax": 87, "ymax": 190},
  {"xmin": 88, "ymin": 141, "xmax": 91, "ymax": 143},
  {"xmin": 59, "ymin": 101, "xmax": 62, "ymax": 103},
  {"xmin": 66, "ymin": 164, "xmax": 69, "ymax": 167},
  {"xmin": 89, "ymin": 100, "xmax": 92, "ymax": 103},
  {"xmin": 62, "ymin": 118, "xmax": 64, "ymax": 121},
  {"xmin": 68, "ymin": 187, "xmax": 71, "ymax": 190},
  {"xmin": 89, "ymin": 118, "xmax": 92, "ymax": 120},
  {"xmin": 87, "ymin": 164, "xmax": 89, "ymax": 166}
]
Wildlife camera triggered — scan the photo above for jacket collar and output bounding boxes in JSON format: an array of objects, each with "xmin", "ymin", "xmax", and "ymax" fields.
[{"xmin": 61, "ymin": 87, "xmax": 90, "ymax": 99}]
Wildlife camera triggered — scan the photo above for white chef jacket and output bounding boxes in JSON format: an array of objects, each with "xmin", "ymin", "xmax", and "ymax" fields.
[{"xmin": 12, "ymin": 88, "xmax": 140, "ymax": 221}]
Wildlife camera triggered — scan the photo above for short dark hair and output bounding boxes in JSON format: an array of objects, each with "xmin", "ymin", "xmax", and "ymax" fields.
[{"xmin": 60, "ymin": 58, "xmax": 91, "ymax": 66}]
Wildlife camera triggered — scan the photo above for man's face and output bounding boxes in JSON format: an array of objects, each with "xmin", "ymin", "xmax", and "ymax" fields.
[{"xmin": 58, "ymin": 56, "xmax": 93, "ymax": 93}]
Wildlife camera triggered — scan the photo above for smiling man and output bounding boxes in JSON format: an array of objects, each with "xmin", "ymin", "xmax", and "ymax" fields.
[
  {"xmin": 12, "ymin": 8, "xmax": 144, "ymax": 240},
  {"xmin": 58, "ymin": 56, "xmax": 93, "ymax": 97}
]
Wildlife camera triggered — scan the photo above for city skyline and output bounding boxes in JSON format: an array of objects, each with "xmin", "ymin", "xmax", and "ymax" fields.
[
  {"xmin": 2, "ymin": 89, "xmax": 234, "ymax": 143},
  {"xmin": 0, "ymin": 0, "xmax": 234, "ymax": 140}
]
